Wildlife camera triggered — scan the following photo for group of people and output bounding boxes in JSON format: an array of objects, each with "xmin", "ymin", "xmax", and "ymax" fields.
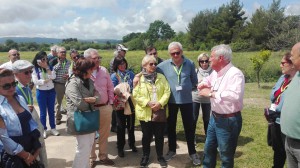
[
  {"xmin": 266, "ymin": 42, "xmax": 300, "ymax": 168},
  {"xmin": 2, "ymin": 41, "xmax": 300, "ymax": 168}
]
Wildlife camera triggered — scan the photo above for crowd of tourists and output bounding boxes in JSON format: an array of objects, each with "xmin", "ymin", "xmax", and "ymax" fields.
[{"xmin": 0, "ymin": 41, "xmax": 299, "ymax": 168}]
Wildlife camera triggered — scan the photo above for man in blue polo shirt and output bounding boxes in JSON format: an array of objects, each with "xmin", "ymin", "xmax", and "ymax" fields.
[{"xmin": 156, "ymin": 42, "xmax": 200, "ymax": 166}]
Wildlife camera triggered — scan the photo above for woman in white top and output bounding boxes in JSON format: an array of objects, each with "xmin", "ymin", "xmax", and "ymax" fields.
[
  {"xmin": 32, "ymin": 51, "xmax": 59, "ymax": 139},
  {"xmin": 192, "ymin": 53, "xmax": 213, "ymax": 139}
]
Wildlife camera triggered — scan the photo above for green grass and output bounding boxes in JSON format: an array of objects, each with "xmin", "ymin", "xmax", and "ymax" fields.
[{"xmin": 1, "ymin": 51, "xmax": 281, "ymax": 167}]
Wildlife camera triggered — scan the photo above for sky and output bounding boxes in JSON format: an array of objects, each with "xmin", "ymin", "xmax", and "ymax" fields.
[{"xmin": 0, "ymin": 0, "xmax": 299, "ymax": 40}]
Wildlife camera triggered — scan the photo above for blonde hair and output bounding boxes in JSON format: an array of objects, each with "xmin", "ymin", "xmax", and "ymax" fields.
[{"xmin": 142, "ymin": 55, "xmax": 157, "ymax": 67}]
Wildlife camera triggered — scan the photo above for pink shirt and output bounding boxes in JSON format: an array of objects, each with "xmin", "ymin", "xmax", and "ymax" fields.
[
  {"xmin": 91, "ymin": 66, "xmax": 114, "ymax": 105},
  {"xmin": 202, "ymin": 63, "xmax": 245, "ymax": 114}
]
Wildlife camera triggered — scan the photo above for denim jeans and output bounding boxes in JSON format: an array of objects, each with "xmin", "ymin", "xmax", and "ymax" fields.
[
  {"xmin": 203, "ymin": 112, "xmax": 242, "ymax": 168},
  {"xmin": 36, "ymin": 88, "xmax": 56, "ymax": 130}
]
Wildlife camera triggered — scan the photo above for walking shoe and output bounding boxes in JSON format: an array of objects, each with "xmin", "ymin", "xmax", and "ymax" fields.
[
  {"xmin": 130, "ymin": 145, "xmax": 138, "ymax": 152},
  {"xmin": 164, "ymin": 151, "xmax": 176, "ymax": 161},
  {"xmin": 50, "ymin": 129, "xmax": 60, "ymax": 136},
  {"xmin": 43, "ymin": 130, "xmax": 47, "ymax": 139},
  {"xmin": 56, "ymin": 120, "xmax": 62, "ymax": 125},
  {"xmin": 99, "ymin": 158, "xmax": 115, "ymax": 166},
  {"xmin": 118, "ymin": 149, "xmax": 124, "ymax": 158},
  {"xmin": 90, "ymin": 160, "xmax": 96, "ymax": 168},
  {"xmin": 140, "ymin": 156, "xmax": 149, "ymax": 167},
  {"xmin": 158, "ymin": 157, "xmax": 167, "ymax": 167},
  {"xmin": 189, "ymin": 153, "xmax": 201, "ymax": 166}
]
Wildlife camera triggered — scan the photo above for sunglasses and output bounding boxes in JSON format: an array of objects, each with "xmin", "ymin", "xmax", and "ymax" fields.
[
  {"xmin": 170, "ymin": 51, "xmax": 181, "ymax": 56},
  {"xmin": 149, "ymin": 52, "xmax": 157, "ymax": 56},
  {"xmin": 149, "ymin": 62, "xmax": 157, "ymax": 66},
  {"xmin": 1, "ymin": 81, "xmax": 18, "ymax": 90},
  {"xmin": 12, "ymin": 53, "xmax": 20, "ymax": 57},
  {"xmin": 23, "ymin": 70, "xmax": 33, "ymax": 75},
  {"xmin": 199, "ymin": 60, "xmax": 209, "ymax": 64}
]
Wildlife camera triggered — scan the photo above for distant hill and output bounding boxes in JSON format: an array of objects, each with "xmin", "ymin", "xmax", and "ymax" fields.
[{"xmin": 0, "ymin": 37, "xmax": 121, "ymax": 44}]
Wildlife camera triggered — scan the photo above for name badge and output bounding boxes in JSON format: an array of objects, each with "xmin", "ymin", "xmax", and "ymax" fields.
[{"xmin": 176, "ymin": 85, "xmax": 182, "ymax": 91}]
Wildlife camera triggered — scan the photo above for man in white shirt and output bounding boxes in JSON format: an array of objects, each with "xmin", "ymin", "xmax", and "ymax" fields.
[{"xmin": 0, "ymin": 49, "xmax": 21, "ymax": 70}]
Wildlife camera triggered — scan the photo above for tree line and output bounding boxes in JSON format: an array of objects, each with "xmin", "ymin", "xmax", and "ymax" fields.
[
  {"xmin": 0, "ymin": 0, "xmax": 298, "ymax": 52},
  {"xmin": 123, "ymin": 0, "xmax": 300, "ymax": 51}
]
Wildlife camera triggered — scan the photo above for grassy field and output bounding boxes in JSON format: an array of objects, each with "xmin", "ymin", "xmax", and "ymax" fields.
[{"xmin": 0, "ymin": 51, "xmax": 283, "ymax": 167}]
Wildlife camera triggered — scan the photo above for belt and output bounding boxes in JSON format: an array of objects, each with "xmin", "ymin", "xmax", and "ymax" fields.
[
  {"xmin": 94, "ymin": 103, "xmax": 107, "ymax": 107},
  {"xmin": 212, "ymin": 111, "xmax": 241, "ymax": 118}
]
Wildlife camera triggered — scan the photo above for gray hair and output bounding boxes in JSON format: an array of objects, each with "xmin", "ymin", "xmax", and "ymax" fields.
[
  {"xmin": 211, "ymin": 44, "xmax": 232, "ymax": 62},
  {"xmin": 142, "ymin": 55, "xmax": 157, "ymax": 67},
  {"xmin": 197, "ymin": 53, "xmax": 209, "ymax": 62},
  {"xmin": 50, "ymin": 45, "xmax": 59, "ymax": 52},
  {"xmin": 84, "ymin": 48, "xmax": 98, "ymax": 58},
  {"xmin": 168, "ymin": 42, "xmax": 183, "ymax": 52},
  {"xmin": 57, "ymin": 46, "xmax": 66, "ymax": 52}
]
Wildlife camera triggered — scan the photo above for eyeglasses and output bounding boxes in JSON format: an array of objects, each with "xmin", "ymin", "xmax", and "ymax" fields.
[
  {"xmin": 1, "ymin": 81, "xmax": 18, "ymax": 90},
  {"xmin": 281, "ymin": 62, "xmax": 289, "ymax": 66},
  {"xmin": 170, "ymin": 51, "xmax": 181, "ymax": 56},
  {"xmin": 199, "ymin": 60, "xmax": 209, "ymax": 64},
  {"xmin": 149, "ymin": 62, "xmax": 157, "ymax": 66},
  {"xmin": 60, "ymin": 51, "xmax": 66, "ymax": 54},
  {"xmin": 23, "ymin": 70, "xmax": 33, "ymax": 75},
  {"xmin": 149, "ymin": 52, "xmax": 157, "ymax": 56},
  {"xmin": 41, "ymin": 58, "xmax": 47, "ymax": 62},
  {"xmin": 12, "ymin": 53, "xmax": 20, "ymax": 57}
]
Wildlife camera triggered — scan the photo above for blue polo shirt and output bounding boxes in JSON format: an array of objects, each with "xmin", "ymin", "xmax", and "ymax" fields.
[{"xmin": 157, "ymin": 56, "xmax": 197, "ymax": 104}]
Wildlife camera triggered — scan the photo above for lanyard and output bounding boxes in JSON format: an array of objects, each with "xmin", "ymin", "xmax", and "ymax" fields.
[
  {"xmin": 42, "ymin": 68, "xmax": 47, "ymax": 79},
  {"xmin": 173, "ymin": 64, "xmax": 183, "ymax": 84},
  {"xmin": 17, "ymin": 84, "xmax": 32, "ymax": 105},
  {"xmin": 275, "ymin": 79, "xmax": 290, "ymax": 103},
  {"xmin": 62, "ymin": 60, "xmax": 66, "ymax": 69}
]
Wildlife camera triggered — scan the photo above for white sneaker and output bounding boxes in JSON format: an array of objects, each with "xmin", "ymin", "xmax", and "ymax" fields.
[
  {"xmin": 50, "ymin": 129, "xmax": 60, "ymax": 136},
  {"xmin": 43, "ymin": 130, "xmax": 47, "ymax": 139}
]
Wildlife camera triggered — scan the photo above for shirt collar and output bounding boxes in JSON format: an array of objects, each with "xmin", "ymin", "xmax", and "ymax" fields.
[{"xmin": 217, "ymin": 62, "xmax": 233, "ymax": 77}]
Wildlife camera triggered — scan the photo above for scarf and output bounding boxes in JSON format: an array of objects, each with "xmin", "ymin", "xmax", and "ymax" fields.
[
  {"xmin": 198, "ymin": 66, "xmax": 212, "ymax": 77},
  {"xmin": 142, "ymin": 68, "xmax": 157, "ymax": 85}
]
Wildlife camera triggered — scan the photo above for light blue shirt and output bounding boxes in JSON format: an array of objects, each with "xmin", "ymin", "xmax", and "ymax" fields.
[
  {"xmin": 157, "ymin": 56, "xmax": 198, "ymax": 104},
  {"xmin": 0, "ymin": 94, "xmax": 38, "ymax": 155}
]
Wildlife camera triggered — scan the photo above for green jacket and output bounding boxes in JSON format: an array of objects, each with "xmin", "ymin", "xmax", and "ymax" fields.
[{"xmin": 133, "ymin": 73, "xmax": 171, "ymax": 122}]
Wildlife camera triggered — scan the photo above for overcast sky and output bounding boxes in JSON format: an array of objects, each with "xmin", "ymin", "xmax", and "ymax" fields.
[{"xmin": 0, "ymin": 0, "xmax": 299, "ymax": 40}]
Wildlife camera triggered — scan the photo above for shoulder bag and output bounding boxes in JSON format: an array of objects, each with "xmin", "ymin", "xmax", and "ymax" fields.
[{"xmin": 74, "ymin": 104, "xmax": 99, "ymax": 133}]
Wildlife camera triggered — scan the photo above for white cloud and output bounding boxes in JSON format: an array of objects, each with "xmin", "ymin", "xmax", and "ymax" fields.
[{"xmin": 285, "ymin": 4, "xmax": 300, "ymax": 15}]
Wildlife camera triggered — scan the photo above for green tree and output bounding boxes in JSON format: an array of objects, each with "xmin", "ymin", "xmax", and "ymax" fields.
[
  {"xmin": 187, "ymin": 9, "xmax": 217, "ymax": 49},
  {"xmin": 5, "ymin": 39, "xmax": 18, "ymax": 50},
  {"xmin": 250, "ymin": 50, "xmax": 271, "ymax": 88},
  {"xmin": 207, "ymin": 0, "xmax": 247, "ymax": 44},
  {"xmin": 122, "ymin": 32, "xmax": 142, "ymax": 43},
  {"xmin": 146, "ymin": 20, "xmax": 175, "ymax": 45}
]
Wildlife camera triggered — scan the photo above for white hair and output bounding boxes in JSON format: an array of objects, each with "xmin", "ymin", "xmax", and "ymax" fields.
[
  {"xmin": 211, "ymin": 44, "xmax": 232, "ymax": 62},
  {"xmin": 84, "ymin": 48, "xmax": 98, "ymax": 58},
  {"xmin": 50, "ymin": 45, "xmax": 59, "ymax": 52},
  {"xmin": 168, "ymin": 42, "xmax": 183, "ymax": 52}
]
